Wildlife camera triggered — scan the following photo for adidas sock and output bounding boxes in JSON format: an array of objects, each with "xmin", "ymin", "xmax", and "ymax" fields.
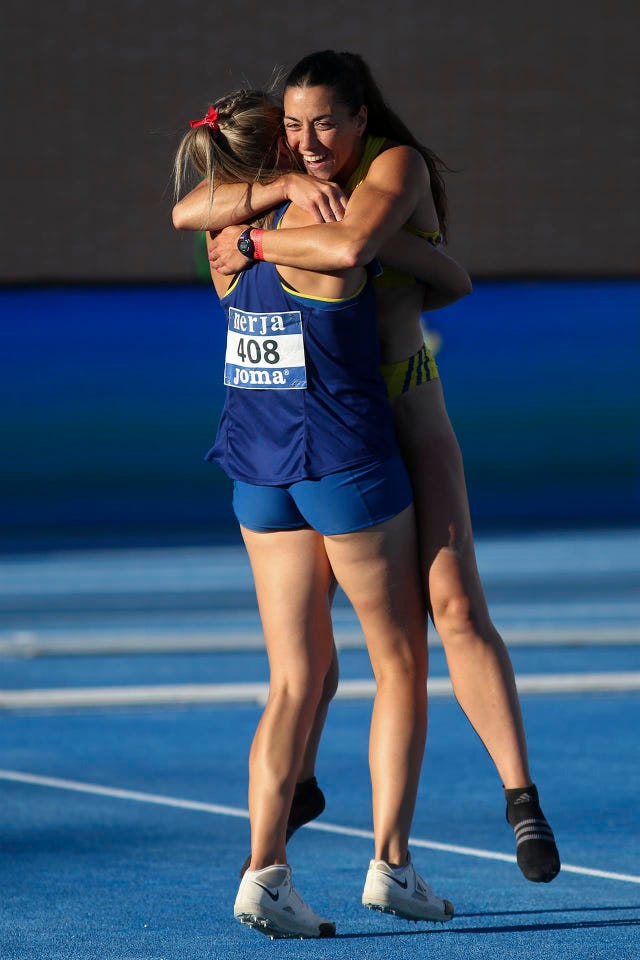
[
  {"xmin": 286, "ymin": 776, "xmax": 326, "ymax": 839},
  {"xmin": 505, "ymin": 783, "xmax": 560, "ymax": 883}
]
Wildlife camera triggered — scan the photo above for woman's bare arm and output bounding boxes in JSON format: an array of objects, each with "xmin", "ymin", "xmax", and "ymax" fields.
[
  {"xmin": 172, "ymin": 173, "xmax": 347, "ymax": 231},
  {"xmin": 208, "ymin": 146, "xmax": 429, "ymax": 274},
  {"xmin": 378, "ymin": 231, "xmax": 472, "ymax": 309}
]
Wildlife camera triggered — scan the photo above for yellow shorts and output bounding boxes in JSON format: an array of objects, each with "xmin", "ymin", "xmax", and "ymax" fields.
[{"xmin": 380, "ymin": 344, "xmax": 440, "ymax": 401}]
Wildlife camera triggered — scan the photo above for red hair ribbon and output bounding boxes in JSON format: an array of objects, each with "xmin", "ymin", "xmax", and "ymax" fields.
[{"xmin": 189, "ymin": 106, "xmax": 220, "ymax": 134}]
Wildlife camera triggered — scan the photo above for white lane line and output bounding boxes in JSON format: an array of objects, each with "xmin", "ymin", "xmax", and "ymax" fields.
[
  {"xmin": 0, "ymin": 769, "xmax": 638, "ymax": 886},
  {"xmin": 1, "ymin": 625, "xmax": 639, "ymax": 657},
  {"xmin": 0, "ymin": 683, "xmax": 273, "ymax": 709},
  {"xmin": 2, "ymin": 672, "xmax": 640, "ymax": 710},
  {"xmin": 0, "ymin": 769, "xmax": 249, "ymax": 819},
  {"xmin": 515, "ymin": 672, "xmax": 640, "ymax": 693}
]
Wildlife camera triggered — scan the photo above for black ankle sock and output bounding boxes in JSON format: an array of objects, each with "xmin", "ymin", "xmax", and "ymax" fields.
[
  {"xmin": 239, "ymin": 777, "xmax": 327, "ymax": 878},
  {"xmin": 287, "ymin": 776, "xmax": 326, "ymax": 839},
  {"xmin": 505, "ymin": 783, "xmax": 560, "ymax": 883}
]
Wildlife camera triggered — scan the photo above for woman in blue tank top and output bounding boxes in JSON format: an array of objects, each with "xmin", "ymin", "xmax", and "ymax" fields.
[
  {"xmin": 176, "ymin": 51, "xmax": 559, "ymax": 890},
  {"xmin": 207, "ymin": 207, "xmax": 398, "ymax": 488},
  {"xmin": 174, "ymin": 90, "xmax": 454, "ymax": 938}
]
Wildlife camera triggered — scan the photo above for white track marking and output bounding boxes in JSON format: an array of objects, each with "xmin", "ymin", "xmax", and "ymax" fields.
[
  {"xmin": 2, "ymin": 672, "xmax": 640, "ymax": 710},
  {"xmin": 0, "ymin": 683, "xmax": 274, "ymax": 709},
  {"xmin": 0, "ymin": 769, "xmax": 638, "ymax": 885},
  {"xmin": 1, "ymin": 625, "xmax": 639, "ymax": 657},
  {"xmin": 0, "ymin": 769, "xmax": 249, "ymax": 819}
]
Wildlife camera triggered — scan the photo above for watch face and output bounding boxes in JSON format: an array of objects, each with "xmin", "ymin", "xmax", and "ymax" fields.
[{"xmin": 237, "ymin": 232, "xmax": 254, "ymax": 259}]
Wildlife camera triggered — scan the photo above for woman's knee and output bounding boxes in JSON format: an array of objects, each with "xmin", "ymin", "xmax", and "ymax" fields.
[
  {"xmin": 432, "ymin": 589, "xmax": 476, "ymax": 639},
  {"xmin": 372, "ymin": 638, "xmax": 428, "ymax": 690},
  {"xmin": 427, "ymin": 545, "xmax": 486, "ymax": 640},
  {"xmin": 431, "ymin": 585, "xmax": 503, "ymax": 656},
  {"xmin": 268, "ymin": 666, "xmax": 327, "ymax": 710}
]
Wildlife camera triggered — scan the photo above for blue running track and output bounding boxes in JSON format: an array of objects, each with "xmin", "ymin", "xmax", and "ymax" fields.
[{"xmin": 1, "ymin": 532, "xmax": 639, "ymax": 959}]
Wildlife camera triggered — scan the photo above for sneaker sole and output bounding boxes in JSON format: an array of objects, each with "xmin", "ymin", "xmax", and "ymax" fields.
[
  {"xmin": 235, "ymin": 913, "xmax": 336, "ymax": 939},
  {"xmin": 363, "ymin": 899, "xmax": 454, "ymax": 923}
]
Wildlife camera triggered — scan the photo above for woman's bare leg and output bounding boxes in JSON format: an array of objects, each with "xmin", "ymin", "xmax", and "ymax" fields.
[
  {"xmin": 296, "ymin": 642, "xmax": 340, "ymax": 783},
  {"xmin": 296, "ymin": 575, "xmax": 340, "ymax": 783},
  {"xmin": 240, "ymin": 525, "xmax": 335, "ymax": 870},
  {"xmin": 324, "ymin": 506, "xmax": 428, "ymax": 866},
  {"xmin": 392, "ymin": 380, "xmax": 531, "ymax": 788}
]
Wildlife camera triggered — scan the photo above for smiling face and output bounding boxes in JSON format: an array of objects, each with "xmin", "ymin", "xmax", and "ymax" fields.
[{"xmin": 283, "ymin": 84, "xmax": 367, "ymax": 185}]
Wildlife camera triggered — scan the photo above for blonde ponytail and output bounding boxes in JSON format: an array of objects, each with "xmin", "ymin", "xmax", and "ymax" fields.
[{"xmin": 174, "ymin": 89, "xmax": 286, "ymax": 226}]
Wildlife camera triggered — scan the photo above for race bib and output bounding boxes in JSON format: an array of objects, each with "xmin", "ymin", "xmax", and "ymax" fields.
[{"xmin": 224, "ymin": 307, "xmax": 307, "ymax": 389}]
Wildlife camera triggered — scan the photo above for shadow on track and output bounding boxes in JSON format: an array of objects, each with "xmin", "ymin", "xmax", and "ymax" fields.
[{"xmin": 456, "ymin": 904, "xmax": 640, "ymax": 918}]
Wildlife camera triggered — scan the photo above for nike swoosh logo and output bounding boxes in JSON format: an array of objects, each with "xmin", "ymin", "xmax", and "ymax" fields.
[
  {"xmin": 386, "ymin": 875, "xmax": 408, "ymax": 889},
  {"xmin": 253, "ymin": 882, "xmax": 280, "ymax": 902}
]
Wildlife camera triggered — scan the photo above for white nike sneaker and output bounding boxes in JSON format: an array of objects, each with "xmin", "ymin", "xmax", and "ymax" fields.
[
  {"xmin": 234, "ymin": 864, "xmax": 336, "ymax": 939},
  {"xmin": 362, "ymin": 854, "xmax": 454, "ymax": 923}
]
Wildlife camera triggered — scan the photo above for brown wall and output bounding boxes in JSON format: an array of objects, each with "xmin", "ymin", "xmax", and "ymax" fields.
[{"xmin": 4, "ymin": 0, "xmax": 638, "ymax": 281}]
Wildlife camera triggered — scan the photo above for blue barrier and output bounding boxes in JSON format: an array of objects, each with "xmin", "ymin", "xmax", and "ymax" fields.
[{"xmin": 1, "ymin": 281, "xmax": 638, "ymax": 548}]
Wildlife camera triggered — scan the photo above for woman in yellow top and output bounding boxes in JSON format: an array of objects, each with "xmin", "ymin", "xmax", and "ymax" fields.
[{"xmin": 174, "ymin": 49, "xmax": 560, "ymax": 885}]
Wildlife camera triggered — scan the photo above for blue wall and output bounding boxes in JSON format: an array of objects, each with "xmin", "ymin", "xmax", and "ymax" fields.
[{"xmin": 2, "ymin": 281, "xmax": 638, "ymax": 549}]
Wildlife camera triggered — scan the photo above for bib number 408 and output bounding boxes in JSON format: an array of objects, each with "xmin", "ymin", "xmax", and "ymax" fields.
[{"xmin": 236, "ymin": 337, "xmax": 280, "ymax": 365}]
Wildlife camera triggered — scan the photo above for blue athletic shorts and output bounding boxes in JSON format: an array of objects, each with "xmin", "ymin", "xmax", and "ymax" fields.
[{"xmin": 232, "ymin": 455, "xmax": 413, "ymax": 536}]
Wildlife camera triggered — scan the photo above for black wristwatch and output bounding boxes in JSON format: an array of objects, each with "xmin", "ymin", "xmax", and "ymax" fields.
[{"xmin": 237, "ymin": 228, "xmax": 255, "ymax": 261}]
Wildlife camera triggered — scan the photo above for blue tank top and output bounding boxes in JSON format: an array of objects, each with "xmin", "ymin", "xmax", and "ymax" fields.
[{"xmin": 207, "ymin": 252, "xmax": 399, "ymax": 485}]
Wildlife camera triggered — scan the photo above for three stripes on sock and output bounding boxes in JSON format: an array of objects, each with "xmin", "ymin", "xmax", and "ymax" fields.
[{"xmin": 505, "ymin": 783, "xmax": 560, "ymax": 883}]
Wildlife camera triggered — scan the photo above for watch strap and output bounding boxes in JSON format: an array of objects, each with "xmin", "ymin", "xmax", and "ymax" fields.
[{"xmin": 251, "ymin": 228, "xmax": 265, "ymax": 261}]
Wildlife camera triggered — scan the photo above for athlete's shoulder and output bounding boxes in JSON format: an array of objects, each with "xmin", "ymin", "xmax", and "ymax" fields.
[
  {"xmin": 369, "ymin": 143, "xmax": 428, "ymax": 175},
  {"xmin": 360, "ymin": 144, "xmax": 430, "ymax": 198}
]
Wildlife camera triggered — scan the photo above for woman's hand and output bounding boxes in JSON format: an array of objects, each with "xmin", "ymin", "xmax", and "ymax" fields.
[
  {"xmin": 283, "ymin": 172, "xmax": 347, "ymax": 222},
  {"xmin": 174, "ymin": 174, "xmax": 347, "ymax": 232},
  {"xmin": 208, "ymin": 226, "xmax": 251, "ymax": 275}
]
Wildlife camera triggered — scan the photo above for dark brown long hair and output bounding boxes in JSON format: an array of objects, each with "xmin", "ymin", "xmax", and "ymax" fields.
[{"xmin": 285, "ymin": 50, "xmax": 449, "ymax": 240}]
